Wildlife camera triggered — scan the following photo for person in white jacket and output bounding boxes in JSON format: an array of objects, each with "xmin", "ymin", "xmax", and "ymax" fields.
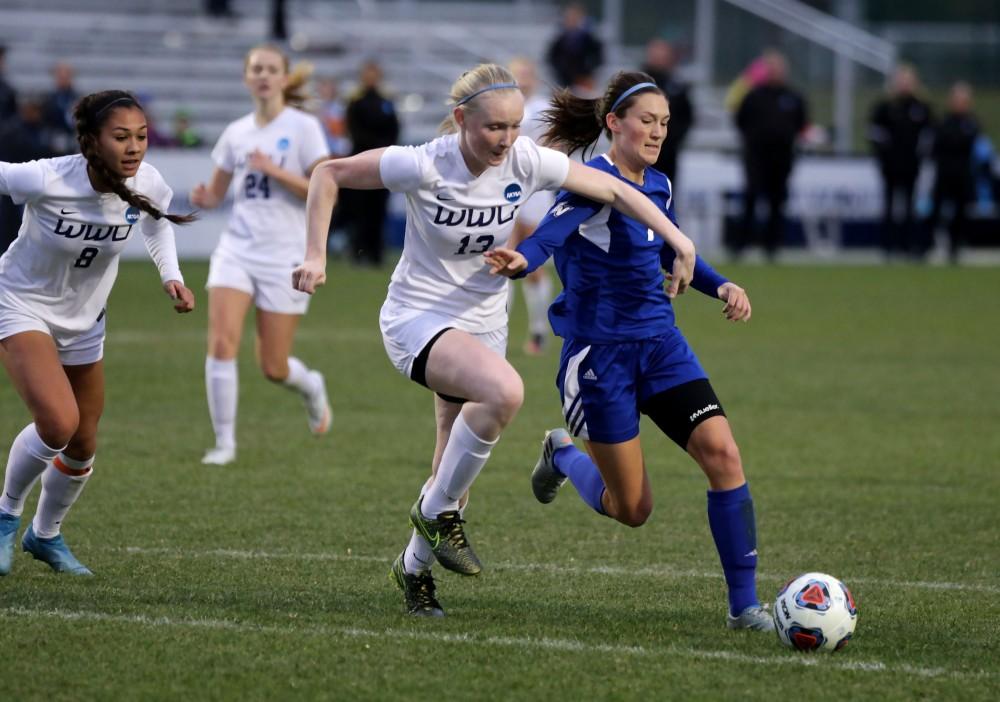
[{"xmin": 0, "ymin": 90, "xmax": 195, "ymax": 577}]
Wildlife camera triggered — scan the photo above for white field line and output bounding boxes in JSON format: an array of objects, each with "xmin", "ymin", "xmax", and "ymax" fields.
[
  {"xmin": 116, "ymin": 546, "xmax": 1000, "ymax": 594},
  {"xmin": 0, "ymin": 605, "xmax": 991, "ymax": 681}
]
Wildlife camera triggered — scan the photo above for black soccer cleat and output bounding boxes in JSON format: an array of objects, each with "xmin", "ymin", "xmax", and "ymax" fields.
[
  {"xmin": 408, "ymin": 497, "xmax": 482, "ymax": 576},
  {"xmin": 390, "ymin": 552, "xmax": 445, "ymax": 617}
]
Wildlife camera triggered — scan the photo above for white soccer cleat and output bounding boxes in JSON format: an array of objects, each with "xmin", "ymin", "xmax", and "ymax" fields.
[
  {"xmin": 305, "ymin": 370, "xmax": 332, "ymax": 435},
  {"xmin": 201, "ymin": 445, "xmax": 236, "ymax": 466}
]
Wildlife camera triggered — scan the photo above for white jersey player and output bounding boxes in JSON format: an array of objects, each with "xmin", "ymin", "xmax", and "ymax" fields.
[
  {"xmin": 0, "ymin": 91, "xmax": 195, "ymax": 577},
  {"xmin": 291, "ymin": 63, "xmax": 696, "ymax": 617},
  {"xmin": 508, "ymin": 57, "xmax": 558, "ymax": 355},
  {"xmin": 191, "ymin": 44, "xmax": 332, "ymax": 466}
]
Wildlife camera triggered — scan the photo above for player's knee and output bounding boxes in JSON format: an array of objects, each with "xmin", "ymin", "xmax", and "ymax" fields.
[
  {"xmin": 699, "ymin": 438, "xmax": 744, "ymax": 483},
  {"xmin": 65, "ymin": 433, "xmax": 97, "ymax": 459},
  {"xmin": 35, "ymin": 408, "xmax": 80, "ymax": 449},
  {"xmin": 617, "ymin": 502, "xmax": 653, "ymax": 528},
  {"xmin": 208, "ymin": 335, "xmax": 239, "ymax": 360},
  {"xmin": 489, "ymin": 375, "xmax": 524, "ymax": 425}
]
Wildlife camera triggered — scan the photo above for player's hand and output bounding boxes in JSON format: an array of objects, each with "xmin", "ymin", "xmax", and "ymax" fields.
[
  {"xmin": 189, "ymin": 183, "xmax": 211, "ymax": 209},
  {"xmin": 248, "ymin": 149, "xmax": 274, "ymax": 174},
  {"xmin": 718, "ymin": 282, "xmax": 751, "ymax": 322},
  {"xmin": 666, "ymin": 241, "xmax": 695, "ymax": 298},
  {"xmin": 164, "ymin": 280, "xmax": 195, "ymax": 313},
  {"xmin": 292, "ymin": 259, "xmax": 326, "ymax": 294},
  {"xmin": 484, "ymin": 247, "xmax": 528, "ymax": 277}
]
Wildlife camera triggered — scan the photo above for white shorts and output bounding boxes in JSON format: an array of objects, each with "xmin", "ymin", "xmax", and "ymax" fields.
[
  {"xmin": 207, "ymin": 248, "xmax": 310, "ymax": 315},
  {"xmin": 516, "ymin": 190, "xmax": 556, "ymax": 228},
  {"xmin": 379, "ymin": 300, "xmax": 508, "ymax": 380},
  {"xmin": 0, "ymin": 304, "xmax": 106, "ymax": 366}
]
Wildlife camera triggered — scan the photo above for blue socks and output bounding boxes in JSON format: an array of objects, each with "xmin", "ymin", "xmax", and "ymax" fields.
[
  {"xmin": 552, "ymin": 444, "xmax": 606, "ymax": 515},
  {"xmin": 707, "ymin": 482, "xmax": 760, "ymax": 616}
]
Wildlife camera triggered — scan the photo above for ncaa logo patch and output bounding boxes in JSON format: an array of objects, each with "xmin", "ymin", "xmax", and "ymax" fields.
[
  {"xmin": 125, "ymin": 207, "xmax": 141, "ymax": 224},
  {"xmin": 503, "ymin": 183, "xmax": 522, "ymax": 203},
  {"xmin": 277, "ymin": 137, "xmax": 290, "ymax": 151}
]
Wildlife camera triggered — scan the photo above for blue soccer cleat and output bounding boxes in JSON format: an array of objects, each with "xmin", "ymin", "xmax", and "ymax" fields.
[
  {"xmin": 22, "ymin": 524, "xmax": 93, "ymax": 576},
  {"xmin": 0, "ymin": 511, "xmax": 20, "ymax": 576}
]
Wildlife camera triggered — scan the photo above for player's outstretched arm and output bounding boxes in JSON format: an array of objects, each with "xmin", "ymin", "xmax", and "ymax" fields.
[
  {"xmin": 190, "ymin": 168, "xmax": 233, "ymax": 210},
  {"xmin": 163, "ymin": 280, "xmax": 195, "ymax": 313},
  {"xmin": 718, "ymin": 282, "xmax": 751, "ymax": 322},
  {"xmin": 484, "ymin": 248, "xmax": 528, "ymax": 277},
  {"xmin": 293, "ymin": 148, "xmax": 388, "ymax": 294},
  {"xmin": 560, "ymin": 160, "xmax": 695, "ymax": 297}
]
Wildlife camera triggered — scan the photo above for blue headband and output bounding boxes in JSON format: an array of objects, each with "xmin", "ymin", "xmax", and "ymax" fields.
[
  {"xmin": 609, "ymin": 82, "xmax": 658, "ymax": 112},
  {"xmin": 455, "ymin": 82, "xmax": 519, "ymax": 106}
]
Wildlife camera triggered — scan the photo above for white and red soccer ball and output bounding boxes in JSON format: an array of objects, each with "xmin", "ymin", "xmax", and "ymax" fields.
[{"xmin": 773, "ymin": 572, "xmax": 858, "ymax": 652}]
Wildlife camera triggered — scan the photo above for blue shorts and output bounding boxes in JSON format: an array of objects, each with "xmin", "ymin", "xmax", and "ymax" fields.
[{"xmin": 556, "ymin": 332, "xmax": 707, "ymax": 444}]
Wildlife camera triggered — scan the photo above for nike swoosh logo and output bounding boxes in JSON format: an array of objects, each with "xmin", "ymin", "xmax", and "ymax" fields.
[
  {"xmin": 435, "ymin": 194, "xmax": 454, "ymax": 201},
  {"xmin": 427, "ymin": 531, "xmax": 440, "ymax": 549},
  {"xmin": 5, "ymin": 492, "xmax": 16, "ymax": 500},
  {"xmin": 60, "ymin": 208, "xmax": 78, "ymax": 215}
]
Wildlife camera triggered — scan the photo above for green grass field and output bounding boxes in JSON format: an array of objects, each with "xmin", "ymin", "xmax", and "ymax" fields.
[{"xmin": 1, "ymin": 260, "xmax": 998, "ymax": 701}]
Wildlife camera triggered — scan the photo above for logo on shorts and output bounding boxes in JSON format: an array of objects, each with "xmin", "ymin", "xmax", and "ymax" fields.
[
  {"xmin": 124, "ymin": 207, "xmax": 141, "ymax": 224},
  {"xmin": 582, "ymin": 368, "xmax": 598, "ymax": 381},
  {"xmin": 504, "ymin": 183, "xmax": 522, "ymax": 203},
  {"xmin": 277, "ymin": 137, "xmax": 290, "ymax": 151}
]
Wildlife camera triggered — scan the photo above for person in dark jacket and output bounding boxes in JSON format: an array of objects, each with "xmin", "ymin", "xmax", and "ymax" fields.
[
  {"xmin": 0, "ymin": 46, "xmax": 18, "ymax": 124},
  {"xmin": 546, "ymin": 3, "xmax": 604, "ymax": 93},
  {"xmin": 925, "ymin": 82, "xmax": 980, "ymax": 263},
  {"xmin": 343, "ymin": 60, "xmax": 399, "ymax": 266},
  {"xmin": 641, "ymin": 38, "xmax": 694, "ymax": 187},
  {"xmin": 733, "ymin": 52, "xmax": 807, "ymax": 260},
  {"xmin": 868, "ymin": 65, "xmax": 933, "ymax": 258},
  {"xmin": 0, "ymin": 95, "xmax": 58, "ymax": 253}
]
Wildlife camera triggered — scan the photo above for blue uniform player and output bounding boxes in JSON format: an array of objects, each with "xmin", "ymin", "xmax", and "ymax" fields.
[{"xmin": 486, "ymin": 72, "xmax": 770, "ymax": 631}]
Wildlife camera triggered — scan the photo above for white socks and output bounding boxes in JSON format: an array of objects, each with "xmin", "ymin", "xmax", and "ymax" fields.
[
  {"xmin": 0, "ymin": 424, "xmax": 64, "ymax": 517},
  {"xmin": 524, "ymin": 274, "xmax": 554, "ymax": 336},
  {"xmin": 420, "ymin": 414, "xmax": 497, "ymax": 518},
  {"xmin": 282, "ymin": 357, "xmax": 318, "ymax": 397},
  {"xmin": 205, "ymin": 357, "xmax": 238, "ymax": 449},
  {"xmin": 33, "ymin": 453, "xmax": 93, "ymax": 538}
]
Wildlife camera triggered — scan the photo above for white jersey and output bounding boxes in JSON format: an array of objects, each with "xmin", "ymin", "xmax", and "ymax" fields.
[
  {"xmin": 0, "ymin": 155, "xmax": 183, "ymax": 337},
  {"xmin": 211, "ymin": 107, "xmax": 329, "ymax": 268},
  {"xmin": 517, "ymin": 93, "xmax": 558, "ymax": 226},
  {"xmin": 379, "ymin": 134, "xmax": 569, "ymax": 333}
]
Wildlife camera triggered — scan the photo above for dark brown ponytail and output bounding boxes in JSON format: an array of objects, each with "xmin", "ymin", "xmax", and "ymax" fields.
[
  {"xmin": 541, "ymin": 71, "xmax": 665, "ymax": 156},
  {"xmin": 74, "ymin": 91, "xmax": 196, "ymax": 224}
]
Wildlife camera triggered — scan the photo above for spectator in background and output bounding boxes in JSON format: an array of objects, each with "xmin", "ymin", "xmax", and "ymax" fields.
[
  {"xmin": 343, "ymin": 60, "xmax": 399, "ymax": 266},
  {"xmin": 0, "ymin": 95, "xmax": 58, "ymax": 253},
  {"xmin": 641, "ymin": 38, "xmax": 694, "ymax": 186},
  {"xmin": 204, "ymin": 0, "xmax": 234, "ymax": 18},
  {"xmin": 546, "ymin": 3, "xmax": 604, "ymax": 96},
  {"xmin": 724, "ymin": 50, "xmax": 777, "ymax": 114},
  {"xmin": 868, "ymin": 65, "xmax": 933, "ymax": 259},
  {"xmin": 0, "ymin": 46, "xmax": 18, "ymax": 124},
  {"xmin": 925, "ymin": 82, "xmax": 979, "ymax": 263},
  {"xmin": 315, "ymin": 77, "xmax": 351, "ymax": 157},
  {"xmin": 42, "ymin": 61, "xmax": 79, "ymax": 154},
  {"xmin": 172, "ymin": 108, "xmax": 203, "ymax": 148},
  {"xmin": 733, "ymin": 51, "xmax": 807, "ymax": 261},
  {"xmin": 271, "ymin": 0, "xmax": 288, "ymax": 41}
]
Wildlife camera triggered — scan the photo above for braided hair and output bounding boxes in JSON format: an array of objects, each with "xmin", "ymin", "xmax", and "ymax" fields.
[
  {"xmin": 74, "ymin": 91, "xmax": 196, "ymax": 224},
  {"xmin": 541, "ymin": 71, "xmax": 665, "ymax": 157}
]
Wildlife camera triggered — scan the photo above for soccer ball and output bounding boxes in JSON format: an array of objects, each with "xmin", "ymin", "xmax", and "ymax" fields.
[{"xmin": 773, "ymin": 572, "xmax": 857, "ymax": 652}]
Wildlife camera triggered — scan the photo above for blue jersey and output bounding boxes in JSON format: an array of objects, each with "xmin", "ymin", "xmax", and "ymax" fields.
[{"xmin": 516, "ymin": 154, "xmax": 728, "ymax": 343}]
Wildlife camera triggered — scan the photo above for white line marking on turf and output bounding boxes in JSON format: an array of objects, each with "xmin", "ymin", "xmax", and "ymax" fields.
[
  {"xmin": 1, "ymin": 606, "xmax": 991, "ymax": 681},
  {"xmin": 116, "ymin": 546, "xmax": 1000, "ymax": 594}
]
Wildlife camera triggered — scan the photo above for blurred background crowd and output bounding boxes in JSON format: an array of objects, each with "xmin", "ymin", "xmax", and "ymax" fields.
[{"xmin": 1, "ymin": 0, "xmax": 998, "ymax": 263}]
